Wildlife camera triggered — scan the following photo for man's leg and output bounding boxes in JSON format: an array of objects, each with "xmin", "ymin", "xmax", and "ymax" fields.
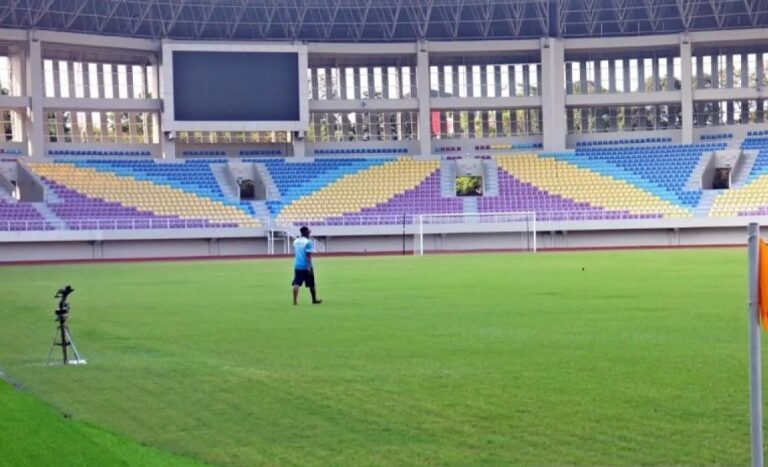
[
  {"xmin": 292, "ymin": 285, "xmax": 299, "ymax": 305},
  {"xmin": 309, "ymin": 287, "xmax": 322, "ymax": 304}
]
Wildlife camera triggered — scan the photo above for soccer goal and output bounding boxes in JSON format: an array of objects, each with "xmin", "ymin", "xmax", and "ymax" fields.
[{"xmin": 415, "ymin": 211, "xmax": 537, "ymax": 255}]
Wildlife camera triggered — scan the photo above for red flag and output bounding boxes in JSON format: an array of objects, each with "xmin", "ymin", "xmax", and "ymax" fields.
[{"xmin": 758, "ymin": 239, "xmax": 768, "ymax": 330}]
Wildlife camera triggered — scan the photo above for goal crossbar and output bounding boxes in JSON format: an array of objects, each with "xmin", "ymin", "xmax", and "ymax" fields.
[{"xmin": 416, "ymin": 211, "xmax": 537, "ymax": 255}]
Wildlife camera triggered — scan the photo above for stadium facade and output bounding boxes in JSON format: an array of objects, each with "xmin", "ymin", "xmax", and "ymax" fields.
[{"xmin": 1, "ymin": 0, "xmax": 768, "ymax": 260}]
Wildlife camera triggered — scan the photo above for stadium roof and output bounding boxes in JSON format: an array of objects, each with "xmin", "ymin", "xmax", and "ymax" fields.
[{"xmin": 1, "ymin": 0, "xmax": 768, "ymax": 43}]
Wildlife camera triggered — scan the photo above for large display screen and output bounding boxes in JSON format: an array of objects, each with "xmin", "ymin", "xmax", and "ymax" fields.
[{"xmin": 172, "ymin": 51, "xmax": 300, "ymax": 122}]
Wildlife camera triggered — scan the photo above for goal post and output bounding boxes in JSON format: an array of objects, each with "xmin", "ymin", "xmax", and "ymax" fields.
[{"xmin": 415, "ymin": 211, "xmax": 537, "ymax": 256}]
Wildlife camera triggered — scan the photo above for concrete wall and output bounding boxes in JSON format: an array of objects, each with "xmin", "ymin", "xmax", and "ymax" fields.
[
  {"xmin": 0, "ymin": 225, "xmax": 751, "ymax": 263},
  {"xmin": 16, "ymin": 162, "xmax": 43, "ymax": 201},
  {"xmin": 0, "ymin": 237, "xmax": 269, "ymax": 262}
]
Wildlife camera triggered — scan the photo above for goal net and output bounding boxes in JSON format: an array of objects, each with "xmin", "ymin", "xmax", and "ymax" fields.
[{"xmin": 415, "ymin": 211, "xmax": 536, "ymax": 255}]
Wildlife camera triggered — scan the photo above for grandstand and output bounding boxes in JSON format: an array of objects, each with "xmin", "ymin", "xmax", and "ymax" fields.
[
  {"xmin": 0, "ymin": 1, "xmax": 765, "ymax": 260},
  {"xmin": 5, "ymin": 2, "xmax": 768, "ymax": 467}
]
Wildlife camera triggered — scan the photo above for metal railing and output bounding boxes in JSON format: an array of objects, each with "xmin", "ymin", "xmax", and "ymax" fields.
[
  {"xmin": 0, "ymin": 209, "xmax": 761, "ymax": 233},
  {"xmin": 0, "ymin": 218, "xmax": 257, "ymax": 232}
]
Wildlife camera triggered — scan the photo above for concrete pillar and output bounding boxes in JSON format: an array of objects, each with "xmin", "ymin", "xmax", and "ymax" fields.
[
  {"xmin": 509, "ymin": 65, "xmax": 517, "ymax": 96},
  {"xmin": 608, "ymin": 59, "xmax": 616, "ymax": 93},
  {"xmin": 338, "ymin": 67, "xmax": 347, "ymax": 99},
  {"xmin": 637, "ymin": 59, "xmax": 645, "ymax": 92},
  {"xmin": 353, "ymin": 68, "xmax": 361, "ymax": 99},
  {"xmin": 622, "ymin": 61, "xmax": 630, "ymax": 93},
  {"xmin": 727, "ymin": 101, "xmax": 735, "ymax": 124},
  {"xmin": 696, "ymin": 54, "xmax": 704, "ymax": 88},
  {"xmin": 711, "ymin": 54, "xmax": 719, "ymax": 89},
  {"xmin": 524, "ymin": 64, "xmax": 532, "ymax": 96},
  {"xmin": 594, "ymin": 60, "xmax": 602, "ymax": 93},
  {"xmin": 758, "ymin": 54, "xmax": 765, "ymax": 90},
  {"xmin": 51, "ymin": 60, "xmax": 60, "ymax": 98},
  {"xmin": 666, "ymin": 58, "xmax": 674, "ymax": 90},
  {"xmin": 436, "ymin": 65, "xmax": 444, "ymax": 97},
  {"xmin": 680, "ymin": 36, "xmax": 694, "ymax": 144},
  {"xmin": 651, "ymin": 58, "xmax": 659, "ymax": 91},
  {"xmin": 25, "ymin": 37, "xmax": 44, "ymax": 157},
  {"xmin": 536, "ymin": 64, "xmax": 542, "ymax": 96},
  {"xmin": 81, "ymin": 62, "xmax": 91, "ymax": 99},
  {"xmin": 112, "ymin": 65, "xmax": 120, "ymax": 99},
  {"xmin": 69, "ymin": 61, "xmax": 77, "ymax": 98},
  {"xmin": 367, "ymin": 67, "xmax": 375, "ymax": 99},
  {"xmin": 541, "ymin": 37, "xmax": 566, "ymax": 151},
  {"xmin": 325, "ymin": 68, "xmax": 338, "ymax": 99},
  {"xmin": 742, "ymin": 54, "xmax": 749, "ymax": 88},
  {"xmin": 565, "ymin": 62, "xmax": 573, "ymax": 94},
  {"xmin": 467, "ymin": 66, "xmax": 475, "ymax": 97},
  {"xmin": 382, "ymin": 67, "xmax": 390, "ymax": 99},
  {"xmin": 480, "ymin": 65, "xmax": 488, "ymax": 97},
  {"xmin": 149, "ymin": 56, "xmax": 160, "ymax": 99},
  {"xmin": 451, "ymin": 66, "xmax": 459, "ymax": 98},
  {"xmin": 726, "ymin": 54, "xmax": 734, "ymax": 88},
  {"xmin": 416, "ymin": 42, "xmax": 432, "ymax": 156},
  {"xmin": 494, "ymin": 65, "xmax": 502, "ymax": 98},
  {"xmin": 8, "ymin": 47, "xmax": 25, "ymax": 144},
  {"xmin": 510, "ymin": 108, "xmax": 518, "ymax": 135},
  {"xmin": 126, "ymin": 65, "xmax": 134, "ymax": 99},
  {"xmin": 310, "ymin": 68, "xmax": 319, "ymax": 100}
]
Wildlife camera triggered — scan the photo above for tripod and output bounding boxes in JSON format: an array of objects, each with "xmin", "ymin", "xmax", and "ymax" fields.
[{"xmin": 47, "ymin": 312, "xmax": 86, "ymax": 366}]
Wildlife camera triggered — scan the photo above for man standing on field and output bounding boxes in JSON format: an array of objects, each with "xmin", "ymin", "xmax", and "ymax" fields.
[{"xmin": 292, "ymin": 226, "xmax": 322, "ymax": 306}]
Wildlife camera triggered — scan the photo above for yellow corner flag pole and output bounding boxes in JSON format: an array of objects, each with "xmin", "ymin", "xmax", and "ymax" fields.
[{"xmin": 749, "ymin": 222, "xmax": 764, "ymax": 467}]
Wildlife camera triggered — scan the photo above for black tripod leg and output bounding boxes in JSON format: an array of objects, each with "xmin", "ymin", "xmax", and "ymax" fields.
[
  {"xmin": 47, "ymin": 326, "xmax": 60, "ymax": 366},
  {"xmin": 60, "ymin": 323, "xmax": 69, "ymax": 365}
]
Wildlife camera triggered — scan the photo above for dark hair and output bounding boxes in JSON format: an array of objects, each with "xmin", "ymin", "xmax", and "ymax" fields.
[{"xmin": 299, "ymin": 226, "xmax": 311, "ymax": 236}]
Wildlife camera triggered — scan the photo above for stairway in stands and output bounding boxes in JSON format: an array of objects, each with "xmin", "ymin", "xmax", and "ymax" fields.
[
  {"xmin": 731, "ymin": 151, "xmax": 759, "ymax": 188},
  {"xmin": 254, "ymin": 162, "xmax": 281, "ymax": 200},
  {"xmin": 440, "ymin": 160, "xmax": 456, "ymax": 197},
  {"xmin": 695, "ymin": 190, "xmax": 720, "ymax": 217},
  {"xmin": 250, "ymin": 201, "xmax": 271, "ymax": 225},
  {"xmin": 685, "ymin": 150, "xmax": 714, "ymax": 190},
  {"xmin": 462, "ymin": 196, "xmax": 478, "ymax": 214},
  {"xmin": 210, "ymin": 164, "xmax": 240, "ymax": 200},
  {"xmin": 483, "ymin": 159, "xmax": 500, "ymax": 196},
  {"xmin": 31, "ymin": 202, "xmax": 65, "ymax": 229}
]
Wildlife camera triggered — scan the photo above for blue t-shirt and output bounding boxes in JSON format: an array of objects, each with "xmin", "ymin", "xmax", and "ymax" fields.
[{"xmin": 293, "ymin": 237, "xmax": 313, "ymax": 270}]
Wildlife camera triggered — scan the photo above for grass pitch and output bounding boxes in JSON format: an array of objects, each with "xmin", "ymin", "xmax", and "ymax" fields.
[{"xmin": 0, "ymin": 249, "xmax": 758, "ymax": 465}]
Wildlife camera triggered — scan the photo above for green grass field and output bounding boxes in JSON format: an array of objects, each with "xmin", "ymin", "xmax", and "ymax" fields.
[{"xmin": 0, "ymin": 249, "xmax": 760, "ymax": 465}]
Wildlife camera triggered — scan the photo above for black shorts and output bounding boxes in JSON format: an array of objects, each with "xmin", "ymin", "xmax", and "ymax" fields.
[{"xmin": 292, "ymin": 268, "xmax": 315, "ymax": 288}]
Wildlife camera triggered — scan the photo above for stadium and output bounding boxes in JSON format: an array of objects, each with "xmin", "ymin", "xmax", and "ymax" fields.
[{"xmin": 3, "ymin": 0, "xmax": 768, "ymax": 465}]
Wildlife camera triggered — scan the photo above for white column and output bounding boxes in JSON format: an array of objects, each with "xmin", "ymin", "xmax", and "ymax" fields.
[
  {"xmin": 310, "ymin": 68, "xmax": 318, "ymax": 100},
  {"xmin": 608, "ymin": 60, "xmax": 616, "ymax": 93},
  {"xmin": 416, "ymin": 42, "xmax": 432, "ymax": 156},
  {"xmin": 8, "ymin": 47, "xmax": 25, "ymax": 144},
  {"xmin": 25, "ymin": 37, "xmax": 45, "ymax": 157},
  {"xmin": 680, "ymin": 35, "xmax": 693, "ymax": 144},
  {"xmin": 541, "ymin": 37, "xmax": 566, "ymax": 151},
  {"xmin": 338, "ymin": 67, "xmax": 347, "ymax": 99}
]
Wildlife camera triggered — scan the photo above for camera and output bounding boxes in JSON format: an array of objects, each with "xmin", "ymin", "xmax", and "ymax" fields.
[{"xmin": 55, "ymin": 285, "xmax": 74, "ymax": 316}]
